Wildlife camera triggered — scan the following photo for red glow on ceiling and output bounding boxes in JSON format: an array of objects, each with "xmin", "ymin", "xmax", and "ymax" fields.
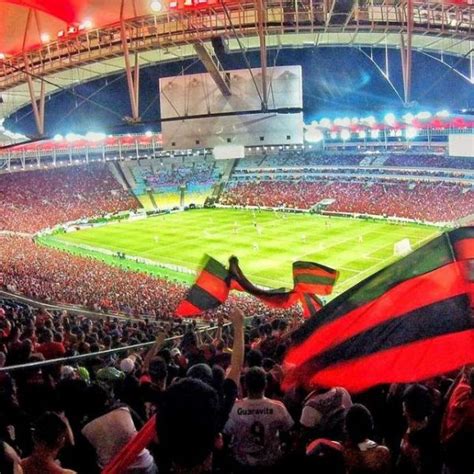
[{"xmin": 0, "ymin": 0, "xmax": 79, "ymax": 23}]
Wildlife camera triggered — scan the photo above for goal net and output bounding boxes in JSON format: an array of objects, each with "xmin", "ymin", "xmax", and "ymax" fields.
[{"xmin": 393, "ymin": 238, "xmax": 412, "ymax": 257}]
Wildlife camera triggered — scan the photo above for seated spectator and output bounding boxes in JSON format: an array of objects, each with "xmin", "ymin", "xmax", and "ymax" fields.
[
  {"xmin": 343, "ymin": 404, "xmax": 391, "ymax": 473},
  {"xmin": 21, "ymin": 412, "xmax": 75, "ymax": 474},
  {"xmin": 224, "ymin": 366, "xmax": 294, "ymax": 472}
]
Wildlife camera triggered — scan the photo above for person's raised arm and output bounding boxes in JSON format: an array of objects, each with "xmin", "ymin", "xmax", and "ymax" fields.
[
  {"xmin": 143, "ymin": 332, "xmax": 166, "ymax": 373},
  {"xmin": 226, "ymin": 306, "xmax": 245, "ymax": 386}
]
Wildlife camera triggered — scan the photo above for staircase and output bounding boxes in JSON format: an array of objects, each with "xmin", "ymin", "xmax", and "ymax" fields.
[
  {"xmin": 147, "ymin": 189, "xmax": 158, "ymax": 209},
  {"xmin": 212, "ymin": 158, "xmax": 238, "ymax": 201}
]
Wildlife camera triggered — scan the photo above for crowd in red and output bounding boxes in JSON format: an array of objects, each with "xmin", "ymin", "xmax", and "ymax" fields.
[
  {"xmin": 220, "ymin": 180, "xmax": 474, "ymax": 222},
  {"xmin": 0, "ymin": 164, "xmax": 137, "ymax": 233},
  {"xmin": 0, "ymin": 236, "xmax": 298, "ymax": 321}
]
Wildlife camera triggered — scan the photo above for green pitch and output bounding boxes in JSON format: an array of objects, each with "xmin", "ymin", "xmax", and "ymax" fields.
[{"xmin": 48, "ymin": 209, "xmax": 439, "ymax": 296}]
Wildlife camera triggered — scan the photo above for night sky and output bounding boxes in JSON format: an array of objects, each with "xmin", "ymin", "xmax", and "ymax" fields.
[{"xmin": 5, "ymin": 46, "xmax": 473, "ymax": 137}]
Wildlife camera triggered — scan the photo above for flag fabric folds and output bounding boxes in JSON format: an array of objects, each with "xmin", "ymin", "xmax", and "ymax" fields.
[
  {"xmin": 282, "ymin": 227, "xmax": 474, "ymax": 393},
  {"xmin": 175, "ymin": 255, "xmax": 339, "ymax": 318}
]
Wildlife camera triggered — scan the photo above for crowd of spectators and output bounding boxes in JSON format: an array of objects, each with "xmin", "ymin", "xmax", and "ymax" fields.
[
  {"xmin": 0, "ymin": 236, "xmax": 298, "ymax": 321},
  {"xmin": 142, "ymin": 165, "xmax": 217, "ymax": 189},
  {"xmin": 220, "ymin": 180, "xmax": 474, "ymax": 223},
  {"xmin": 0, "ymin": 298, "xmax": 472, "ymax": 474},
  {"xmin": 0, "ymin": 164, "xmax": 138, "ymax": 234},
  {"xmin": 237, "ymin": 151, "xmax": 474, "ymax": 170}
]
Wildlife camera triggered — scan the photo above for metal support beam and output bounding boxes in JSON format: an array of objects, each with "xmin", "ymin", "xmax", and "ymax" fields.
[
  {"xmin": 120, "ymin": 0, "xmax": 140, "ymax": 122},
  {"xmin": 193, "ymin": 43, "xmax": 231, "ymax": 97},
  {"xmin": 256, "ymin": 0, "xmax": 268, "ymax": 110},
  {"xmin": 400, "ymin": 0, "xmax": 414, "ymax": 105},
  {"xmin": 24, "ymin": 57, "xmax": 45, "ymax": 137}
]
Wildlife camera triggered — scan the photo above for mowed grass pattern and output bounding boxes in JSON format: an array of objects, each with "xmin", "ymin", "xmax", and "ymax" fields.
[{"xmin": 56, "ymin": 209, "xmax": 439, "ymax": 294}]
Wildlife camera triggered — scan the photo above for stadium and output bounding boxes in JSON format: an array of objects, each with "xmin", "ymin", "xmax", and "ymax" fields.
[{"xmin": 0, "ymin": 0, "xmax": 473, "ymax": 473}]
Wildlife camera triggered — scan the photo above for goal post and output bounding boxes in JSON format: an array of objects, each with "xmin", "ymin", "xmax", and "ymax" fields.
[{"xmin": 393, "ymin": 238, "xmax": 412, "ymax": 257}]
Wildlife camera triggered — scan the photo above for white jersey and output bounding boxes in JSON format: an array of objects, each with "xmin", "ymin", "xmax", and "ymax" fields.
[{"xmin": 224, "ymin": 397, "xmax": 294, "ymax": 467}]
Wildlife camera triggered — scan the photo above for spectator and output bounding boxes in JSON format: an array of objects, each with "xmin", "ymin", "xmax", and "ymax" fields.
[
  {"xmin": 21, "ymin": 412, "xmax": 75, "ymax": 474},
  {"xmin": 224, "ymin": 366, "xmax": 294, "ymax": 472},
  {"xmin": 343, "ymin": 404, "xmax": 391, "ymax": 473}
]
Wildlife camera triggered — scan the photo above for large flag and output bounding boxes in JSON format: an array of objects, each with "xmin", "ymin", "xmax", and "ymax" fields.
[
  {"xmin": 175, "ymin": 256, "xmax": 339, "ymax": 317},
  {"xmin": 283, "ymin": 227, "xmax": 474, "ymax": 393},
  {"xmin": 175, "ymin": 256, "xmax": 231, "ymax": 317}
]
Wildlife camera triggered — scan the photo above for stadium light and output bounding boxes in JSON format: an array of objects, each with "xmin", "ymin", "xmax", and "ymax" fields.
[
  {"xmin": 370, "ymin": 129, "xmax": 380, "ymax": 139},
  {"xmin": 362, "ymin": 116, "xmax": 376, "ymax": 127},
  {"xmin": 402, "ymin": 113, "xmax": 415, "ymax": 124},
  {"xmin": 341, "ymin": 117, "xmax": 351, "ymax": 127},
  {"xmin": 85, "ymin": 132, "xmax": 106, "ymax": 142},
  {"xmin": 66, "ymin": 133, "xmax": 81, "ymax": 142},
  {"xmin": 150, "ymin": 1, "xmax": 163, "ymax": 12},
  {"xmin": 436, "ymin": 110, "xmax": 450, "ymax": 118},
  {"xmin": 40, "ymin": 33, "xmax": 50, "ymax": 43},
  {"xmin": 384, "ymin": 113, "xmax": 396, "ymax": 126},
  {"xmin": 340, "ymin": 129, "xmax": 351, "ymax": 141},
  {"xmin": 358, "ymin": 130, "xmax": 367, "ymax": 139},
  {"xmin": 330, "ymin": 131, "xmax": 338, "ymax": 140},
  {"xmin": 54, "ymin": 134, "xmax": 63, "ymax": 141},
  {"xmin": 145, "ymin": 130, "xmax": 153, "ymax": 137},
  {"xmin": 0, "ymin": 53, "xmax": 5, "ymax": 60},
  {"xmin": 405, "ymin": 127, "xmax": 418, "ymax": 139},
  {"xmin": 319, "ymin": 118, "xmax": 331, "ymax": 128},
  {"xmin": 80, "ymin": 19, "xmax": 93, "ymax": 30},
  {"xmin": 305, "ymin": 128, "xmax": 324, "ymax": 143},
  {"xmin": 416, "ymin": 111, "xmax": 431, "ymax": 120}
]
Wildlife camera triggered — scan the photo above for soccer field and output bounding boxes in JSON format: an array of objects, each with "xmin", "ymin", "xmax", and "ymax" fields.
[{"xmin": 51, "ymin": 209, "xmax": 439, "ymax": 295}]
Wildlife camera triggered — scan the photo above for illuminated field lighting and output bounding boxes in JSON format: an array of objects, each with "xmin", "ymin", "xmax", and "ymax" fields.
[
  {"xmin": 79, "ymin": 19, "xmax": 93, "ymax": 30},
  {"xmin": 319, "ymin": 118, "xmax": 331, "ymax": 128},
  {"xmin": 150, "ymin": 0, "xmax": 163, "ymax": 11},
  {"xmin": 384, "ymin": 113, "xmax": 396, "ymax": 126},
  {"xmin": 340, "ymin": 129, "xmax": 351, "ymax": 141},
  {"xmin": 40, "ymin": 33, "xmax": 50, "ymax": 43},
  {"xmin": 416, "ymin": 111, "xmax": 431, "ymax": 120},
  {"xmin": 341, "ymin": 117, "xmax": 351, "ymax": 127},
  {"xmin": 53, "ymin": 134, "xmax": 63, "ymax": 141},
  {"xmin": 0, "ymin": 53, "xmax": 5, "ymax": 60},
  {"xmin": 402, "ymin": 113, "xmax": 415, "ymax": 124},
  {"xmin": 305, "ymin": 128, "xmax": 324, "ymax": 143},
  {"xmin": 57, "ymin": 30, "xmax": 65, "ymax": 38},
  {"xmin": 370, "ymin": 129, "xmax": 380, "ymax": 139},
  {"xmin": 145, "ymin": 130, "xmax": 153, "ymax": 137},
  {"xmin": 330, "ymin": 131, "xmax": 338, "ymax": 139},
  {"xmin": 436, "ymin": 110, "xmax": 450, "ymax": 118},
  {"xmin": 358, "ymin": 130, "xmax": 367, "ymax": 139},
  {"xmin": 85, "ymin": 132, "xmax": 106, "ymax": 142},
  {"xmin": 405, "ymin": 127, "xmax": 418, "ymax": 139}
]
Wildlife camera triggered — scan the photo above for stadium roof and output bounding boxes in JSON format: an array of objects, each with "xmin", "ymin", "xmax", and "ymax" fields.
[{"xmin": 0, "ymin": 0, "xmax": 155, "ymax": 55}]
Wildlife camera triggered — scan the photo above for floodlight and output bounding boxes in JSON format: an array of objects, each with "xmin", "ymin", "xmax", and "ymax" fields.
[
  {"xmin": 384, "ymin": 113, "xmax": 396, "ymax": 126},
  {"xmin": 340, "ymin": 129, "xmax": 351, "ymax": 141},
  {"xmin": 150, "ymin": 1, "xmax": 163, "ymax": 12},
  {"xmin": 405, "ymin": 127, "xmax": 418, "ymax": 139}
]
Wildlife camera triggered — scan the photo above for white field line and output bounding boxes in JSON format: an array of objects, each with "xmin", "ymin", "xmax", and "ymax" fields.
[{"xmin": 333, "ymin": 230, "xmax": 440, "ymax": 293}]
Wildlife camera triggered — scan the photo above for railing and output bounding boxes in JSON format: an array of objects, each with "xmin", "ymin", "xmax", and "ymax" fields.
[
  {"xmin": 0, "ymin": 321, "xmax": 231, "ymax": 373},
  {"xmin": 0, "ymin": 0, "xmax": 472, "ymax": 91}
]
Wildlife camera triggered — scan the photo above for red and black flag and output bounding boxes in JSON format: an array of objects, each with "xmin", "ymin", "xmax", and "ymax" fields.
[
  {"xmin": 283, "ymin": 227, "xmax": 474, "ymax": 393},
  {"xmin": 175, "ymin": 256, "xmax": 230, "ymax": 317},
  {"xmin": 175, "ymin": 255, "xmax": 338, "ymax": 317}
]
